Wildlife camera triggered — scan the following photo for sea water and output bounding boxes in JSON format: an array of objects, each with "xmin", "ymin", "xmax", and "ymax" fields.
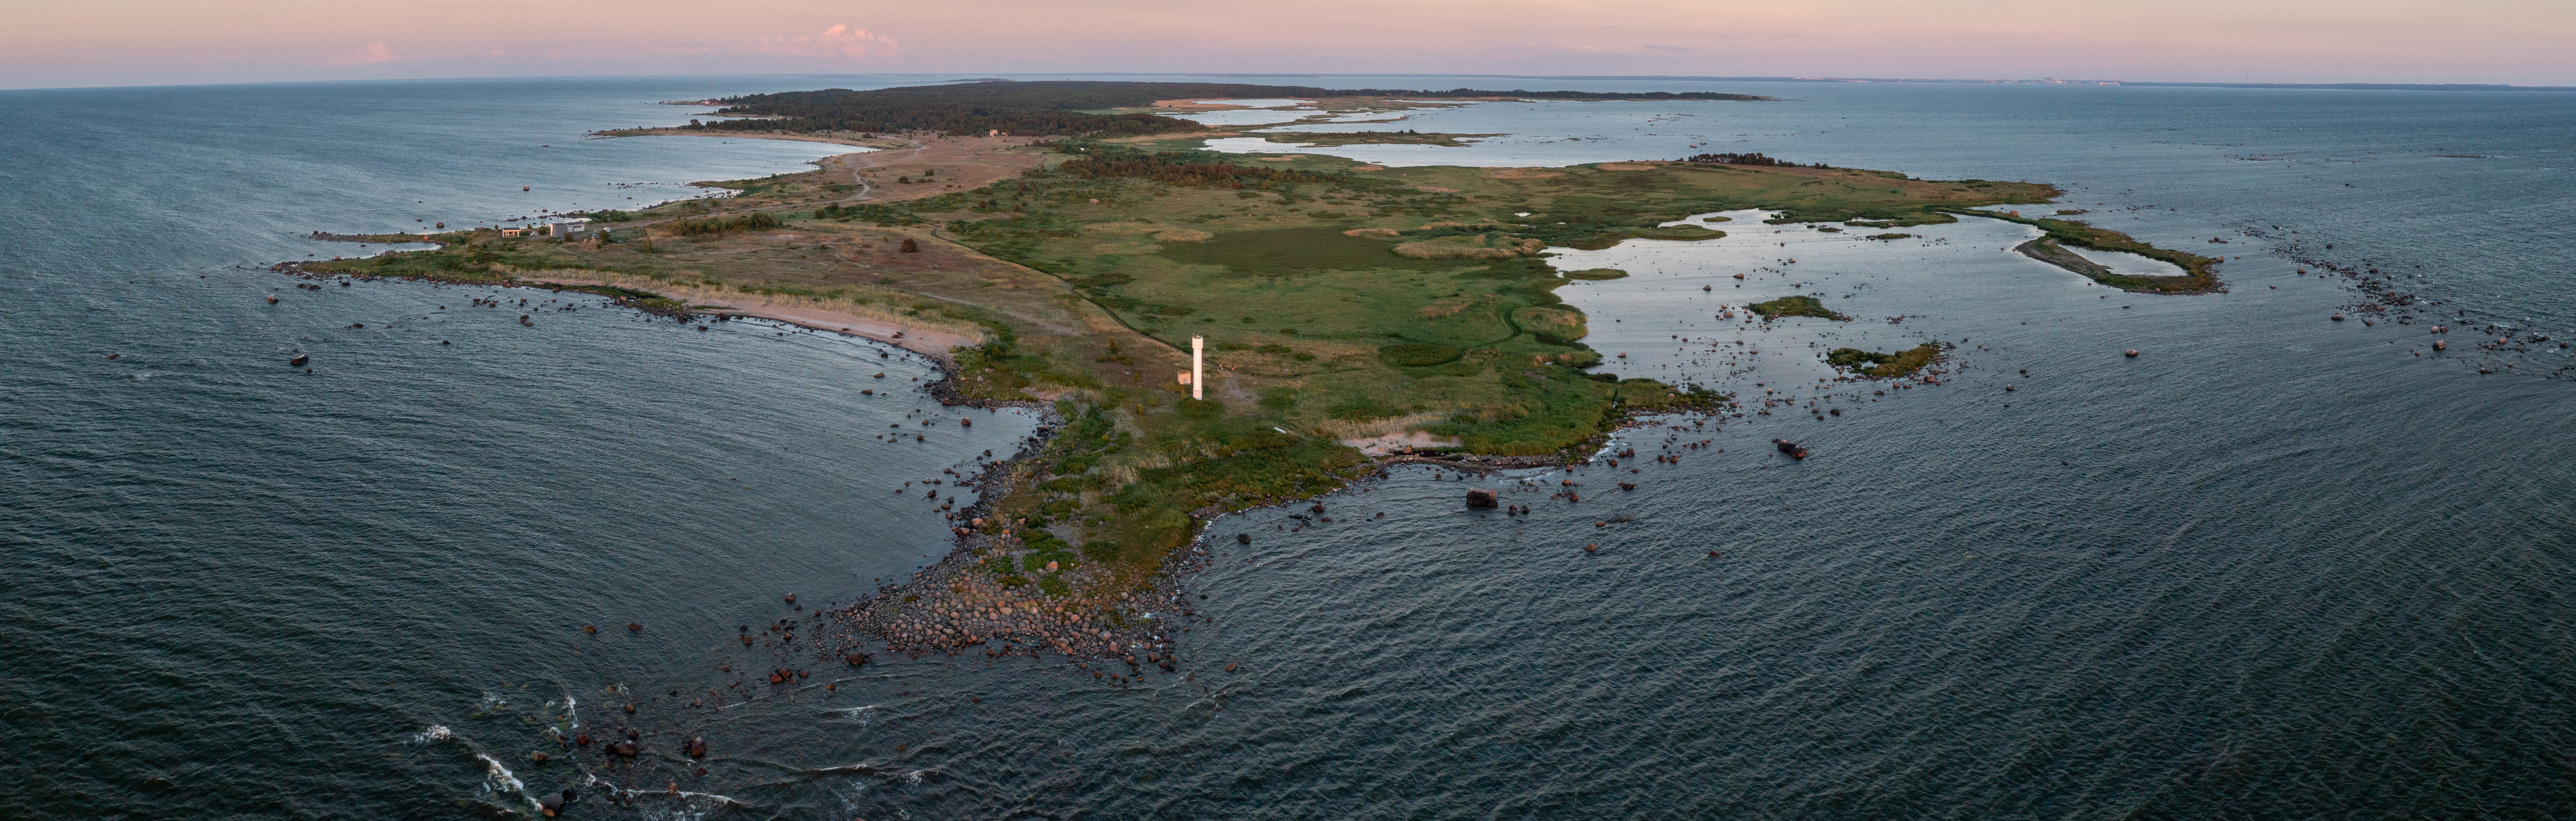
[{"xmin": 4, "ymin": 75, "xmax": 2575, "ymax": 818}]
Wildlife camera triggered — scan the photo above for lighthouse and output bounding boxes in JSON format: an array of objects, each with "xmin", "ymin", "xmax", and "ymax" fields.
[{"xmin": 1190, "ymin": 336, "xmax": 1204, "ymax": 400}]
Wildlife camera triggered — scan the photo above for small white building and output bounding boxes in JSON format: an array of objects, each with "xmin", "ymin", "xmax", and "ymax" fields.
[{"xmin": 550, "ymin": 220, "xmax": 590, "ymax": 239}]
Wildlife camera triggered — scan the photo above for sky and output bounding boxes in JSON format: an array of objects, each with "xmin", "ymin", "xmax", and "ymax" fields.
[{"xmin": 5, "ymin": 0, "xmax": 2574, "ymax": 90}]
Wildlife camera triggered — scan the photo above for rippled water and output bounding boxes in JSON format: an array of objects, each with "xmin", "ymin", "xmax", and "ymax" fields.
[
  {"xmin": 0, "ymin": 78, "xmax": 1039, "ymax": 818},
  {"xmin": 6, "ymin": 76, "xmax": 2575, "ymax": 819}
]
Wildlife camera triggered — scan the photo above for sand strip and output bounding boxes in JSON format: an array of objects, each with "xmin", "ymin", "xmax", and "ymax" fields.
[{"xmin": 518, "ymin": 275, "xmax": 979, "ymax": 357}]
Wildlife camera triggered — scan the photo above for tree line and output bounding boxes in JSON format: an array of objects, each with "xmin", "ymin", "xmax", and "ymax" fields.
[
  {"xmin": 1050, "ymin": 144, "xmax": 1354, "ymax": 188},
  {"xmin": 684, "ymin": 81, "xmax": 1768, "ymax": 137},
  {"xmin": 1678, "ymin": 152, "xmax": 1829, "ymax": 168}
]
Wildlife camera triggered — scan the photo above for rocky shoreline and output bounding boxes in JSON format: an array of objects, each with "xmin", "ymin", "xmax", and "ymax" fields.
[
  {"xmin": 795, "ymin": 380, "xmax": 1714, "ymax": 679},
  {"xmin": 263, "ymin": 250, "xmax": 1715, "ymax": 681},
  {"xmin": 799, "ymin": 388, "xmax": 1220, "ymax": 684}
]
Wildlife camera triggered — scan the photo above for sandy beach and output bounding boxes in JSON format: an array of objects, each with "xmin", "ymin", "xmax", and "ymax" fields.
[{"xmin": 518, "ymin": 273, "xmax": 981, "ymax": 357}]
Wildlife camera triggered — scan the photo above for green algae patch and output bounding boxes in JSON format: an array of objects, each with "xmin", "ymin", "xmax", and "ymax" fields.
[
  {"xmin": 1749, "ymin": 295, "xmax": 1850, "ymax": 321},
  {"xmin": 1827, "ymin": 343, "xmax": 1944, "ymax": 378},
  {"xmin": 1562, "ymin": 268, "xmax": 1629, "ymax": 280}
]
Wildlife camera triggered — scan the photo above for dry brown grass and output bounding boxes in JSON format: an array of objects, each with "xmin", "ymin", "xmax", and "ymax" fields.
[
  {"xmin": 1392, "ymin": 234, "xmax": 1545, "ymax": 259},
  {"xmin": 1341, "ymin": 227, "xmax": 1401, "ymax": 237},
  {"xmin": 1310, "ymin": 411, "xmax": 1451, "ymax": 443}
]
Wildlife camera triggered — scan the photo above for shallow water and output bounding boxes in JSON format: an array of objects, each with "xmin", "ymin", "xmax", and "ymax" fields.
[
  {"xmin": 1193, "ymin": 98, "xmax": 1314, "ymax": 108},
  {"xmin": 6, "ymin": 76, "xmax": 2576, "ymax": 819},
  {"xmin": 1169, "ymin": 108, "xmax": 1317, "ymax": 127}
]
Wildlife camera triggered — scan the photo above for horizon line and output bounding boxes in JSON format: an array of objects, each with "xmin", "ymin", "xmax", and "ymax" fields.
[{"xmin": 8, "ymin": 72, "xmax": 2573, "ymax": 94}]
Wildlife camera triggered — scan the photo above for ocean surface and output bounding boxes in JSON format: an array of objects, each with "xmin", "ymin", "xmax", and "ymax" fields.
[{"xmin": 4, "ymin": 75, "xmax": 2574, "ymax": 819}]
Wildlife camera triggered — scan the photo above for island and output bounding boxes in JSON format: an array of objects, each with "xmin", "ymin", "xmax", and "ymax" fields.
[{"xmin": 295, "ymin": 80, "xmax": 2217, "ymax": 663}]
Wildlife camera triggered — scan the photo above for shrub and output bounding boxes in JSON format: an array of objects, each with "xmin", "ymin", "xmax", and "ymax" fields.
[
  {"xmin": 1377, "ymin": 343, "xmax": 1462, "ymax": 366},
  {"xmin": 1178, "ymin": 398, "xmax": 1225, "ymax": 420}
]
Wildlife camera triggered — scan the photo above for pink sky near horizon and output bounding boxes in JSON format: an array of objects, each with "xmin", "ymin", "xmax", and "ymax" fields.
[{"xmin": 5, "ymin": 0, "xmax": 2573, "ymax": 90}]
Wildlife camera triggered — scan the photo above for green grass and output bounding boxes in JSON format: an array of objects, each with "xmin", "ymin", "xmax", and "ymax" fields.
[
  {"xmin": 1157, "ymin": 226, "xmax": 1475, "ymax": 273},
  {"xmin": 1561, "ymin": 268, "xmax": 1630, "ymax": 280},
  {"xmin": 303, "ymin": 232, "xmax": 593, "ymax": 282},
  {"xmin": 1378, "ymin": 343, "xmax": 1463, "ymax": 366}
]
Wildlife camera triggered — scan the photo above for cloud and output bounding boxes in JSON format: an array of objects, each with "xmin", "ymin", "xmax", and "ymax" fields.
[
  {"xmin": 757, "ymin": 24, "xmax": 897, "ymax": 59},
  {"xmin": 331, "ymin": 42, "xmax": 395, "ymax": 64}
]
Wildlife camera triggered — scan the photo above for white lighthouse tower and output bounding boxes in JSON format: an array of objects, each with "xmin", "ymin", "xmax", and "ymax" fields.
[{"xmin": 1189, "ymin": 335, "xmax": 1204, "ymax": 400}]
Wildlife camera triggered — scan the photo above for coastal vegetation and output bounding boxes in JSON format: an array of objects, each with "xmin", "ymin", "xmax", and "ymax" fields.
[
  {"xmin": 1562, "ymin": 268, "xmax": 1630, "ymax": 280},
  {"xmin": 309, "ymin": 97, "xmax": 2217, "ymax": 631},
  {"xmin": 1970, "ymin": 209, "xmax": 2223, "ymax": 293},
  {"xmin": 1826, "ymin": 343, "xmax": 1944, "ymax": 378},
  {"xmin": 1749, "ymin": 295, "xmax": 1850, "ymax": 320},
  {"xmin": 1679, "ymin": 152, "xmax": 1824, "ymax": 168}
]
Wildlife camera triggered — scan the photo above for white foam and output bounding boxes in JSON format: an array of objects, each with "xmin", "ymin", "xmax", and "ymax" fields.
[
  {"xmin": 584, "ymin": 773, "xmax": 748, "ymax": 821},
  {"xmin": 473, "ymin": 753, "xmax": 538, "ymax": 812}
]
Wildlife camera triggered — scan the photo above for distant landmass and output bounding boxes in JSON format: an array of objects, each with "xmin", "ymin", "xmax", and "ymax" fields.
[
  {"xmin": 961, "ymin": 73, "xmax": 2576, "ymax": 93},
  {"xmin": 685, "ymin": 80, "xmax": 1771, "ymax": 137}
]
